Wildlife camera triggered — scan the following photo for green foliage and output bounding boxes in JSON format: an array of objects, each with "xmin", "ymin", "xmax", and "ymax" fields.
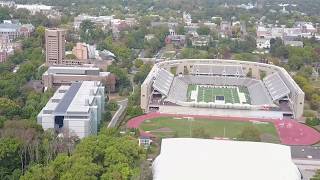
[
  {"xmin": 100, "ymin": 36, "xmax": 132, "ymax": 68},
  {"xmin": 107, "ymin": 64, "xmax": 131, "ymax": 93},
  {"xmin": 21, "ymin": 91, "xmax": 53, "ymax": 120},
  {"xmin": 66, "ymin": 54, "xmax": 77, "ymax": 59},
  {"xmin": 144, "ymin": 26, "xmax": 168, "ymax": 57},
  {"xmin": 0, "ymin": 138, "xmax": 21, "ymax": 179},
  {"xmin": 197, "ymin": 26, "xmax": 210, "ymax": 35},
  {"xmin": 106, "ymin": 101, "xmax": 119, "ymax": 111},
  {"xmin": 0, "ymin": 7, "xmax": 10, "ymax": 22},
  {"xmin": 237, "ymin": 125, "xmax": 261, "ymax": 142},
  {"xmin": 0, "ymin": 98, "xmax": 20, "ymax": 118},
  {"xmin": 180, "ymin": 48, "xmax": 209, "ymax": 59},
  {"xmin": 80, "ymin": 20, "xmax": 106, "ymax": 44},
  {"xmin": 126, "ymin": 29, "xmax": 146, "ymax": 49},
  {"xmin": 21, "ymin": 130, "xmax": 144, "ymax": 180},
  {"xmin": 306, "ymin": 117, "xmax": 320, "ymax": 127},
  {"xmin": 234, "ymin": 53, "xmax": 257, "ymax": 61},
  {"xmin": 133, "ymin": 63, "xmax": 151, "ymax": 84},
  {"xmin": 303, "ymin": 110, "xmax": 317, "ymax": 118},
  {"xmin": 128, "ymin": 86, "xmax": 141, "ymax": 107},
  {"xmin": 134, "ymin": 59, "xmax": 143, "ymax": 69},
  {"xmin": 176, "ymin": 25, "xmax": 186, "ymax": 35},
  {"xmin": 126, "ymin": 106, "xmax": 144, "ymax": 118}
]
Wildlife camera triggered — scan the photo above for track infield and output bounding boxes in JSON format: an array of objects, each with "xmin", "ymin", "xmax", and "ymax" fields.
[{"xmin": 127, "ymin": 112, "xmax": 320, "ymax": 145}]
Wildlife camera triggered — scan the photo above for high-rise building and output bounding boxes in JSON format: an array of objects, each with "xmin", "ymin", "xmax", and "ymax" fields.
[{"xmin": 45, "ymin": 28, "xmax": 66, "ymax": 66}]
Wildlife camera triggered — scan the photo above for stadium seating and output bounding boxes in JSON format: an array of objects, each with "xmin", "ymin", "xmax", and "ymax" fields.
[
  {"xmin": 263, "ymin": 73, "xmax": 290, "ymax": 101},
  {"xmin": 191, "ymin": 64, "xmax": 245, "ymax": 76},
  {"xmin": 152, "ymin": 68, "xmax": 276, "ymax": 106},
  {"xmin": 167, "ymin": 77, "xmax": 188, "ymax": 103},
  {"xmin": 171, "ymin": 75, "xmax": 273, "ymax": 105},
  {"xmin": 152, "ymin": 68, "xmax": 174, "ymax": 96},
  {"xmin": 247, "ymin": 81, "xmax": 273, "ymax": 105}
]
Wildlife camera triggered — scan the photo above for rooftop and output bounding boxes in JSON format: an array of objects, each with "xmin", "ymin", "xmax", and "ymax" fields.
[
  {"xmin": 153, "ymin": 138, "xmax": 301, "ymax": 180},
  {"xmin": 41, "ymin": 81, "xmax": 102, "ymax": 115}
]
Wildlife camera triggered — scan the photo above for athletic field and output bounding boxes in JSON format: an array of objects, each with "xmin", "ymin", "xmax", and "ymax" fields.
[
  {"xmin": 140, "ymin": 116, "xmax": 279, "ymax": 143},
  {"xmin": 187, "ymin": 85, "xmax": 251, "ymax": 104}
]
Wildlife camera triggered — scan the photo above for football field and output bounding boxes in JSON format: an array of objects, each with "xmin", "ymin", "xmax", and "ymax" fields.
[{"xmin": 187, "ymin": 85, "xmax": 251, "ymax": 104}]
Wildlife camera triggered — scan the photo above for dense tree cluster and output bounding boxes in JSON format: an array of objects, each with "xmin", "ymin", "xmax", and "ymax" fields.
[{"xmin": 21, "ymin": 129, "xmax": 144, "ymax": 180}]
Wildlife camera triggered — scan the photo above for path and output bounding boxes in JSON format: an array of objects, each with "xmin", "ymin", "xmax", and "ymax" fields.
[{"xmin": 108, "ymin": 99, "xmax": 128, "ymax": 128}]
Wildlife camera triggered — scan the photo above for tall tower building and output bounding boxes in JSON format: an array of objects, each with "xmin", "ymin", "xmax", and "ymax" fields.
[{"xmin": 45, "ymin": 28, "xmax": 66, "ymax": 66}]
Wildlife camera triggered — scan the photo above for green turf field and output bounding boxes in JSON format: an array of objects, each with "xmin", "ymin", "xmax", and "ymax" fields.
[
  {"xmin": 140, "ymin": 117, "xmax": 279, "ymax": 143},
  {"xmin": 187, "ymin": 85, "xmax": 250, "ymax": 104}
]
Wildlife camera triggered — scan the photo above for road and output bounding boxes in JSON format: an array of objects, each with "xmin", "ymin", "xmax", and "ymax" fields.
[
  {"xmin": 291, "ymin": 146, "xmax": 320, "ymax": 179},
  {"xmin": 107, "ymin": 99, "xmax": 128, "ymax": 128}
]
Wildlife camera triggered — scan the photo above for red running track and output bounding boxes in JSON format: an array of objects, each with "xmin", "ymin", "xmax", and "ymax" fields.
[{"xmin": 127, "ymin": 112, "xmax": 320, "ymax": 146}]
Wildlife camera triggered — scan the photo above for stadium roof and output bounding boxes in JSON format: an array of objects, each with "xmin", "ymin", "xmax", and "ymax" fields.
[{"xmin": 153, "ymin": 138, "xmax": 301, "ymax": 180}]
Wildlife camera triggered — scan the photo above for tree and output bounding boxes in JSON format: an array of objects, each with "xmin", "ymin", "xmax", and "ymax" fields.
[
  {"xmin": 21, "ymin": 130, "xmax": 144, "ymax": 180},
  {"xmin": 133, "ymin": 64, "xmax": 151, "ymax": 84},
  {"xmin": 237, "ymin": 125, "xmax": 261, "ymax": 142},
  {"xmin": 0, "ymin": 138, "xmax": 21, "ymax": 179},
  {"xmin": 0, "ymin": 98, "xmax": 20, "ymax": 118},
  {"xmin": 126, "ymin": 106, "xmax": 143, "ymax": 118},
  {"xmin": 0, "ymin": 7, "xmax": 10, "ymax": 22},
  {"xmin": 107, "ymin": 65, "xmax": 131, "ymax": 93},
  {"xmin": 66, "ymin": 54, "xmax": 77, "ymax": 59},
  {"xmin": 134, "ymin": 59, "xmax": 143, "ymax": 69},
  {"xmin": 310, "ymin": 94, "xmax": 320, "ymax": 110},
  {"xmin": 80, "ymin": 20, "xmax": 106, "ymax": 44},
  {"xmin": 197, "ymin": 26, "xmax": 210, "ymax": 35},
  {"xmin": 176, "ymin": 25, "xmax": 186, "ymax": 35},
  {"xmin": 306, "ymin": 117, "xmax": 320, "ymax": 127},
  {"xmin": 106, "ymin": 101, "xmax": 119, "ymax": 111}
]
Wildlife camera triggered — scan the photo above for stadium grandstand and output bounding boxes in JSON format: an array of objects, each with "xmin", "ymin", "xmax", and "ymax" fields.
[{"xmin": 141, "ymin": 59, "xmax": 304, "ymax": 120}]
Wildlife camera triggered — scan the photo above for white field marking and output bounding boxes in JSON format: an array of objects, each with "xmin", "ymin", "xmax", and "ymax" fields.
[{"xmin": 238, "ymin": 87, "xmax": 247, "ymax": 104}]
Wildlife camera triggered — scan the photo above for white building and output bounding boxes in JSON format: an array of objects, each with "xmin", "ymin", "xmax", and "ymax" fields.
[
  {"xmin": 37, "ymin": 81, "xmax": 105, "ymax": 139},
  {"xmin": 0, "ymin": 1, "xmax": 15, "ymax": 7},
  {"xmin": 73, "ymin": 14, "xmax": 114, "ymax": 30},
  {"xmin": 183, "ymin": 12, "xmax": 192, "ymax": 25},
  {"xmin": 256, "ymin": 38, "xmax": 270, "ymax": 49},
  {"xmin": 153, "ymin": 138, "xmax": 301, "ymax": 180},
  {"xmin": 16, "ymin": 4, "xmax": 52, "ymax": 15}
]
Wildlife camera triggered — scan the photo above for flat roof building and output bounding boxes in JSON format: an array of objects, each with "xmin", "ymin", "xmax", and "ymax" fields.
[
  {"xmin": 153, "ymin": 138, "xmax": 301, "ymax": 180},
  {"xmin": 37, "ymin": 81, "xmax": 105, "ymax": 139},
  {"xmin": 0, "ymin": 21, "xmax": 34, "ymax": 41},
  {"xmin": 42, "ymin": 66, "xmax": 116, "ymax": 92}
]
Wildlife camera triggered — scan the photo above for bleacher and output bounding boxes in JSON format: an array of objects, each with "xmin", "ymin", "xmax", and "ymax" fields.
[
  {"xmin": 247, "ymin": 81, "xmax": 273, "ymax": 105},
  {"xmin": 179, "ymin": 75, "xmax": 260, "ymax": 87},
  {"xmin": 191, "ymin": 64, "xmax": 244, "ymax": 76},
  {"xmin": 152, "ymin": 68, "xmax": 174, "ymax": 96},
  {"xmin": 167, "ymin": 77, "xmax": 188, "ymax": 103},
  {"xmin": 175, "ymin": 75, "xmax": 273, "ymax": 105},
  {"xmin": 263, "ymin": 73, "xmax": 290, "ymax": 101}
]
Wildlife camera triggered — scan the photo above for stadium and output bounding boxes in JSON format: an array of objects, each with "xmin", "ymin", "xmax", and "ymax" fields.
[{"xmin": 141, "ymin": 59, "xmax": 305, "ymax": 120}]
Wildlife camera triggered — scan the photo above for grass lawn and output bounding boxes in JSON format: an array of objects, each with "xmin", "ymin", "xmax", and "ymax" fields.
[{"xmin": 140, "ymin": 117, "xmax": 280, "ymax": 143}]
